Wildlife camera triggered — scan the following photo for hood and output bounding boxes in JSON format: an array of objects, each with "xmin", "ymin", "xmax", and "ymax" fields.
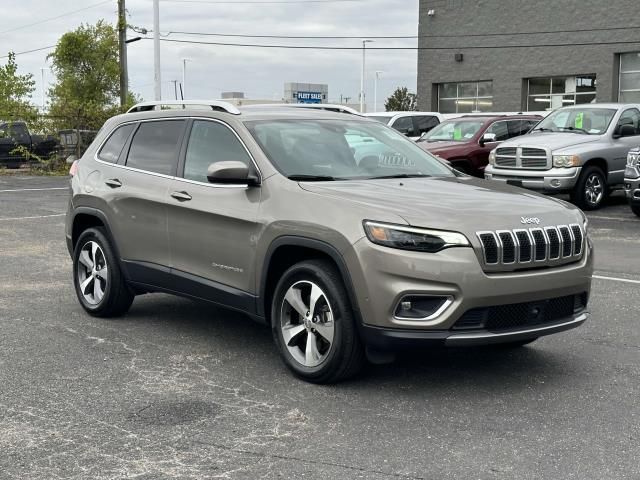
[
  {"xmin": 299, "ymin": 176, "xmax": 582, "ymax": 236},
  {"xmin": 502, "ymin": 132, "xmax": 602, "ymax": 151}
]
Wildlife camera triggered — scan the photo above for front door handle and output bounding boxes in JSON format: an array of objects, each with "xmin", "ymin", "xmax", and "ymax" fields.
[
  {"xmin": 170, "ymin": 191, "xmax": 192, "ymax": 202},
  {"xmin": 105, "ymin": 178, "xmax": 122, "ymax": 188}
]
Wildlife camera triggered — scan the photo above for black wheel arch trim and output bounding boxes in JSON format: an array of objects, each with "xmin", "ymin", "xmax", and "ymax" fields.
[{"xmin": 258, "ymin": 236, "xmax": 362, "ymax": 322}]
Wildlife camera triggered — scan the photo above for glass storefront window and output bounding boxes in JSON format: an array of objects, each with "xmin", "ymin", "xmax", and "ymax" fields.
[
  {"xmin": 620, "ymin": 52, "xmax": 640, "ymax": 103},
  {"xmin": 438, "ymin": 81, "xmax": 493, "ymax": 114},
  {"xmin": 527, "ymin": 74, "xmax": 596, "ymax": 111}
]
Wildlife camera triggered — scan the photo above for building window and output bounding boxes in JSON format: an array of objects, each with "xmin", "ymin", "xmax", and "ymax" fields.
[
  {"xmin": 527, "ymin": 75, "xmax": 596, "ymax": 111},
  {"xmin": 619, "ymin": 52, "xmax": 640, "ymax": 103},
  {"xmin": 438, "ymin": 81, "xmax": 493, "ymax": 113}
]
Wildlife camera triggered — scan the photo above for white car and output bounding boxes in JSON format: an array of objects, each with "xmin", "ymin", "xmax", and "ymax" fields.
[{"xmin": 365, "ymin": 112, "xmax": 444, "ymax": 141}]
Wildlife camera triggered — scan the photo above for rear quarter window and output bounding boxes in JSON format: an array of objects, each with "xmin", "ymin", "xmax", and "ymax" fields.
[{"xmin": 98, "ymin": 124, "xmax": 136, "ymax": 163}]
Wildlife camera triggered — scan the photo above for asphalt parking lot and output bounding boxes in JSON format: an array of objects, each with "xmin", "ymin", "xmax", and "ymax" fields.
[{"xmin": 1, "ymin": 175, "xmax": 639, "ymax": 480}]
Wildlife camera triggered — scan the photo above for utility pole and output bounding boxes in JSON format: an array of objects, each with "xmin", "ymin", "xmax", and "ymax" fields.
[
  {"xmin": 40, "ymin": 68, "xmax": 48, "ymax": 110},
  {"xmin": 153, "ymin": 0, "xmax": 161, "ymax": 100},
  {"xmin": 374, "ymin": 71, "xmax": 383, "ymax": 113},
  {"xmin": 181, "ymin": 58, "xmax": 190, "ymax": 100},
  {"xmin": 118, "ymin": 0, "xmax": 128, "ymax": 107},
  {"xmin": 171, "ymin": 80, "xmax": 178, "ymax": 100},
  {"xmin": 360, "ymin": 40, "xmax": 373, "ymax": 113}
]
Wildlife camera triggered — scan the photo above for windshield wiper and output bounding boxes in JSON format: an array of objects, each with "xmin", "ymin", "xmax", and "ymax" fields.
[
  {"xmin": 558, "ymin": 126, "xmax": 589, "ymax": 134},
  {"xmin": 368, "ymin": 173, "xmax": 432, "ymax": 180},
  {"xmin": 287, "ymin": 174, "xmax": 340, "ymax": 181}
]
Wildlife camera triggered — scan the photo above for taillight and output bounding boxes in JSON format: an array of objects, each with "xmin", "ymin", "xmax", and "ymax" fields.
[{"xmin": 69, "ymin": 160, "xmax": 79, "ymax": 176}]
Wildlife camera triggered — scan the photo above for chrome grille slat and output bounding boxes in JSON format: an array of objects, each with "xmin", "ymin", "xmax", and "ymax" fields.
[
  {"xmin": 494, "ymin": 146, "xmax": 551, "ymax": 170},
  {"xmin": 477, "ymin": 224, "xmax": 584, "ymax": 272}
]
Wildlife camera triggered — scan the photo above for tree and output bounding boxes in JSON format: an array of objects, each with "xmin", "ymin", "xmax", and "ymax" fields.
[
  {"xmin": 47, "ymin": 20, "xmax": 135, "ymax": 131},
  {"xmin": 384, "ymin": 87, "xmax": 417, "ymax": 112},
  {"xmin": 0, "ymin": 52, "xmax": 37, "ymax": 121}
]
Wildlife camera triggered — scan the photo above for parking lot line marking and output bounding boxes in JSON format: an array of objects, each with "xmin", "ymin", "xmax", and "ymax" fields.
[
  {"xmin": 588, "ymin": 215, "xmax": 637, "ymax": 222},
  {"xmin": 0, "ymin": 213, "xmax": 65, "ymax": 221},
  {"xmin": 593, "ymin": 274, "xmax": 640, "ymax": 285},
  {"xmin": 0, "ymin": 187, "xmax": 68, "ymax": 193}
]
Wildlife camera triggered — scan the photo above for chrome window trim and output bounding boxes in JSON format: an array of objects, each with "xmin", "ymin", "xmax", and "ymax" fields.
[
  {"xmin": 93, "ymin": 116, "xmax": 263, "ymax": 189},
  {"xmin": 392, "ymin": 295, "xmax": 454, "ymax": 323}
]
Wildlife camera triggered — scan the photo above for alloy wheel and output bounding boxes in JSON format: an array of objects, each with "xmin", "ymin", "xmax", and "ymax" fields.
[
  {"xmin": 584, "ymin": 173, "xmax": 603, "ymax": 206},
  {"xmin": 77, "ymin": 240, "xmax": 108, "ymax": 305},
  {"xmin": 279, "ymin": 280, "xmax": 335, "ymax": 368}
]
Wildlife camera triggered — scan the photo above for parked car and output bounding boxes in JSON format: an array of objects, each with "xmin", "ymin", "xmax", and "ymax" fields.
[
  {"xmin": 415, "ymin": 114, "xmax": 542, "ymax": 177},
  {"xmin": 624, "ymin": 146, "xmax": 640, "ymax": 217},
  {"xmin": 59, "ymin": 129, "xmax": 99, "ymax": 163},
  {"xmin": 364, "ymin": 112, "xmax": 444, "ymax": 140},
  {"xmin": 485, "ymin": 103, "xmax": 640, "ymax": 210},
  {"xmin": 0, "ymin": 120, "xmax": 58, "ymax": 168},
  {"xmin": 66, "ymin": 100, "xmax": 593, "ymax": 383}
]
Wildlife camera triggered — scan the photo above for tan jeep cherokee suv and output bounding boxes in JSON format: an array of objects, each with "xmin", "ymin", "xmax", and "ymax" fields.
[{"xmin": 66, "ymin": 101, "xmax": 593, "ymax": 383}]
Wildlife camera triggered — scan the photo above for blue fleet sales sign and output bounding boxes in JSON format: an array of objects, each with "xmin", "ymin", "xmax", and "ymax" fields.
[{"xmin": 296, "ymin": 91, "xmax": 323, "ymax": 103}]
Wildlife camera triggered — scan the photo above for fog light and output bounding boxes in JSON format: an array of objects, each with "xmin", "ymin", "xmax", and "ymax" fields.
[
  {"xmin": 394, "ymin": 295, "xmax": 452, "ymax": 320},
  {"xmin": 550, "ymin": 179, "xmax": 562, "ymax": 188}
]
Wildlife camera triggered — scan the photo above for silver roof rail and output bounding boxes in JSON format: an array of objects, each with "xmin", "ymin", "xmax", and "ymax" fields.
[
  {"xmin": 249, "ymin": 103, "xmax": 362, "ymax": 115},
  {"xmin": 126, "ymin": 100, "xmax": 241, "ymax": 115}
]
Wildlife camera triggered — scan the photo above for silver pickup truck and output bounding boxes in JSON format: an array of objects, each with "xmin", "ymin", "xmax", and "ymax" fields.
[{"xmin": 484, "ymin": 103, "xmax": 640, "ymax": 210}]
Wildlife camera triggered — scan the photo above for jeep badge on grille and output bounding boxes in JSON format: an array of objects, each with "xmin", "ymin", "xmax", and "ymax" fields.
[{"xmin": 520, "ymin": 217, "xmax": 541, "ymax": 225}]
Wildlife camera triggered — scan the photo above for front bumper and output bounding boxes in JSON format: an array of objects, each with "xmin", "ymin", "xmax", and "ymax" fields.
[
  {"xmin": 624, "ymin": 177, "xmax": 640, "ymax": 206},
  {"xmin": 485, "ymin": 165, "xmax": 581, "ymax": 192},
  {"xmin": 361, "ymin": 312, "xmax": 589, "ymax": 349},
  {"xmin": 344, "ymin": 236, "xmax": 593, "ymax": 348}
]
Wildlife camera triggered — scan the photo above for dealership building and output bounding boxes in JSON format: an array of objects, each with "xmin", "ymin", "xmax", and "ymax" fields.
[{"xmin": 417, "ymin": 0, "xmax": 640, "ymax": 113}]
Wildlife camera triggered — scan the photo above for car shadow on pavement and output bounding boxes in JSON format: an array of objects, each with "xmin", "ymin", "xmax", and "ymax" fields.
[{"xmin": 119, "ymin": 294, "xmax": 579, "ymax": 396}]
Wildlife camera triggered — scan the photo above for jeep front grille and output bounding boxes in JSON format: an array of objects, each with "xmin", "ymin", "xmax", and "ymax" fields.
[
  {"xmin": 494, "ymin": 146, "xmax": 550, "ymax": 170},
  {"xmin": 476, "ymin": 224, "xmax": 584, "ymax": 272}
]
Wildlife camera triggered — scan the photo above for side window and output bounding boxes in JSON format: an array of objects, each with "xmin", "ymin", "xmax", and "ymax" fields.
[
  {"xmin": 183, "ymin": 120, "xmax": 253, "ymax": 183},
  {"xmin": 506, "ymin": 120, "xmax": 535, "ymax": 138},
  {"xmin": 8, "ymin": 123, "xmax": 29, "ymax": 143},
  {"xmin": 391, "ymin": 116, "xmax": 415, "ymax": 136},
  {"xmin": 98, "ymin": 124, "xmax": 135, "ymax": 163},
  {"xmin": 616, "ymin": 108, "xmax": 640, "ymax": 135},
  {"xmin": 486, "ymin": 121, "xmax": 509, "ymax": 141},
  {"xmin": 126, "ymin": 120, "xmax": 186, "ymax": 175},
  {"xmin": 414, "ymin": 115, "xmax": 439, "ymax": 135}
]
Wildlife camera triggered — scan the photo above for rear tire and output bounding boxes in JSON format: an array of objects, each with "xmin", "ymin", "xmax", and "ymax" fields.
[
  {"xmin": 570, "ymin": 166, "xmax": 607, "ymax": 210},
  {"xmin": 73, "ymin": 227, "xmax": 134, "ymax": 317},
  {"xmin": 271, "ymin": 259, "xmax": 365, "ymax": 383},
  {"xmin": 632, "ymin": 205, "xmax": 640, "ymax": 217}
]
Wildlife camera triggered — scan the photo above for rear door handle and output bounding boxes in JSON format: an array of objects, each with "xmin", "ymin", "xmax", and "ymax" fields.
[
  {"xmin": 170, "ymin": 191, "xmax": 192, "ymax": 202},
  {"xmin": 105, "ymin": 178, "xmax": 122, "ymax": 188}
]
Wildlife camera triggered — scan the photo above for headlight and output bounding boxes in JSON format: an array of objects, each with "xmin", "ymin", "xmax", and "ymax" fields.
[
  {"xmin": 488, "ymin": 149, "xmax": 496, "ymax": 165},
  {"xmin": 553, "ymin": 154, "xmax": 580, "ymax": 168},
  {"xmin": 363, "ymin": 221, "xmax": 470, "ymax": 253},
  {"xmin": 628, "ymin": 149, "xmax": 639, "ymax": 167}
]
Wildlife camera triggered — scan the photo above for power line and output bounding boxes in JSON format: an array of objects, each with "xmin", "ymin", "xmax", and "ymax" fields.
[
  {"xmin": 0, "ymin": 0, "xmax": 112, "ymax": 36},
  {"xmin": 0, "ymin": 45, "xmax": 56, "ymax": 59},
  {"xmin": 153, "ymin": 37, "xmax": 640, "ymax": 50}
]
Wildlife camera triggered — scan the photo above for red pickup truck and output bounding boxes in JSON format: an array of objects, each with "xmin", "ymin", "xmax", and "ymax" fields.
[{"xmin": 416, "ymin": 114, "xmax": 542, "ymax": 177}]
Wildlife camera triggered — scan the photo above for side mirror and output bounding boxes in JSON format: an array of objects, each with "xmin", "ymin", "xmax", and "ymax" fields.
[
  {"xmin": 614, "ymin": 124, "xmax": 636, "ymax": 138},
  {"xmin": 479, "ymin": 132, "xmax": 497, "ymax": 146},
  {"xmin": 416, "ymin": 132, "xmax": 428, "ymax": 142},
  {"xmin": 207, "ymin": 161, "xmax": 260, "ymax": 186}
]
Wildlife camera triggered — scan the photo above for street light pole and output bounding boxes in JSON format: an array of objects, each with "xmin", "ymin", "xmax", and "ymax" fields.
[
  {"xmin": 181, "ymin": 58, "xmax": 190, "ymax": 100},
  {"xmin": 40, "ymin": 68, "xmax": 48, "ymax": 110},
  {"xmin": 360, "ymin": 40, "xmax": 373, "ymax": 113},
  {"xmin": 374, "ymin": 70, "xmax": 383, "ymax": 113},
  {"xmin": 153, "ymin": 0, "xmax": 161, "ymax": 100}
]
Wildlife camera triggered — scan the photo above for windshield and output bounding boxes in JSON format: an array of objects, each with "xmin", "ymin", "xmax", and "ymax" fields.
[
  {"xmin": 245, "ymin": 119, "xmax": 453, "ymax": 180},
  {"xmin": 420, "ymin": 120, "xmax": 485, "ymax": 142},
  {"xmin": 368, "ymin": 116, "xmax": 393, "ymax": 124},
  {"xmin": 533, "ymin": 108, "xmax": 616, "ymax": 135}
]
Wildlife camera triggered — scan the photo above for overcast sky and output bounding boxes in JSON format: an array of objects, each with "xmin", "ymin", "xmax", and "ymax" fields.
[{"xmin": 1, "ymin": 0, "xmax": 419, "ymax": 111}]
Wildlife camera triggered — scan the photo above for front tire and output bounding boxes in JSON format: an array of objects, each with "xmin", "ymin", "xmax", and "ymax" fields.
[
  {"xmin": 571, "ymin": 166, "xmax": 607, "ymax": 210},
  {"xmin": 271, "ymin": 259, "xmax": 365, "ymax": 383},
  {"xmin": 632, "ymin": 205, "xmax": 640, "ymax": 217},
  {"xmin": 73, "ymin": 227, "xmax": 134, "ymax": 317}
]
